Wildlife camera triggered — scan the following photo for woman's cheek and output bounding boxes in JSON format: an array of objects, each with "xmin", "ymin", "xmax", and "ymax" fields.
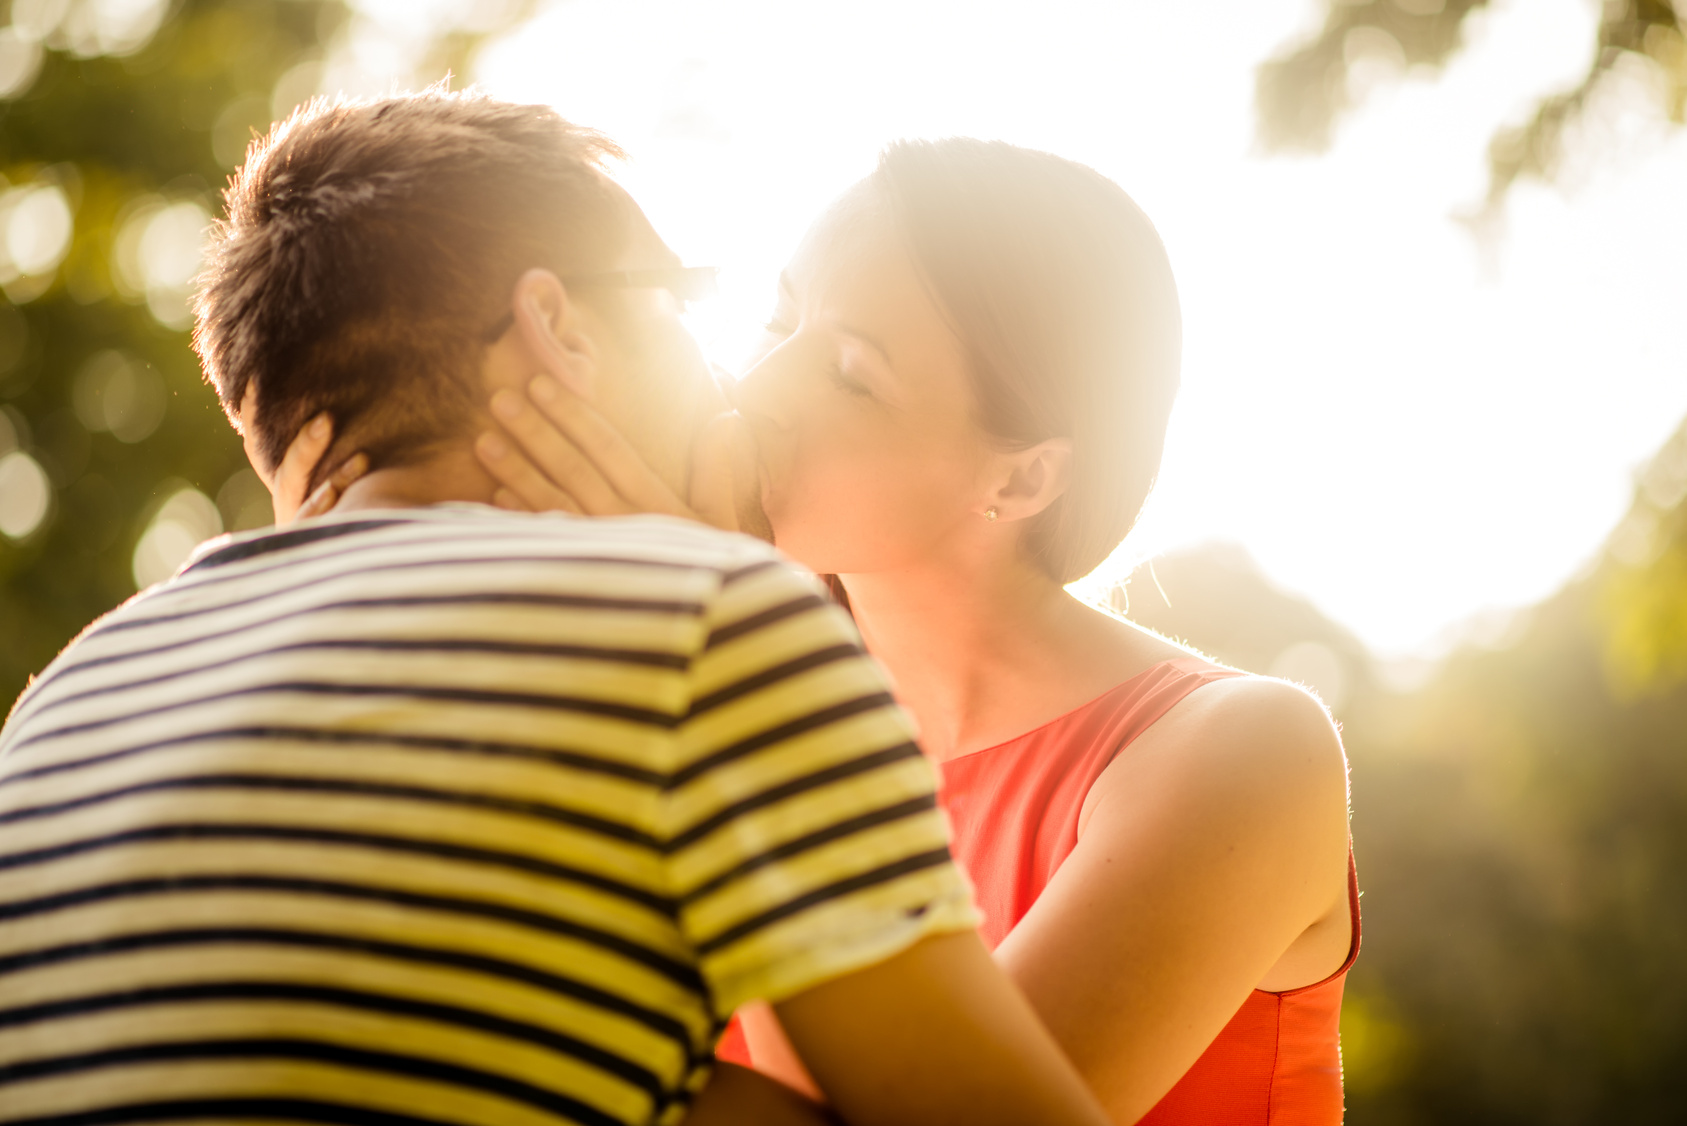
[{"xmin": 765, "ymin": 453, "xmax": 888, "ymax": 572}]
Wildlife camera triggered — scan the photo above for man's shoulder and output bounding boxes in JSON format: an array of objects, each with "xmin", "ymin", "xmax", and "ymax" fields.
[
  {"xmin": 180, "ymin": 506, "xmax": 786, "ymax": 587},
  {"xmin": 1, "ymin": 508, "xmax": 800, "ymax": 744},
  {"xmin": 172, "ymin": 506, "xmax": 822, "ymax": 630}
]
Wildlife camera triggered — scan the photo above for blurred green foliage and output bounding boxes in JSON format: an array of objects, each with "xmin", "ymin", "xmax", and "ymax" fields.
[
  {"xmin": 1251, "ymin": 11, "xmax": 1687, "ymax": 1112},
  {"xmin": 1, "ymin": 0, "xmax": 338, "ymax": 707},
  {"xmin": 1258, "ymin": 0, "xmax": 1687, "ymax": 214},
  {"xmin": 1601, "ymin": 423, "xmax": 1687, "ymax": 695},
  {"xmin": 1125, "ymin": 418, "xmax": 1687, "ymax": 1124},
  {"xmin": 0, "ymin": 0, "xmax": 532, "ymax": 709}
]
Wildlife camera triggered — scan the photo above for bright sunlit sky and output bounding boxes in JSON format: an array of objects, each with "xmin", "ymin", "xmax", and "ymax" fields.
[{"xmin": 431, "ymin": 0, "xmax": 1686, "ymax": 657}]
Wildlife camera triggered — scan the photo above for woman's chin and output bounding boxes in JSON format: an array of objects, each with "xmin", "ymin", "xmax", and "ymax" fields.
[
  {"xmin": 764, "ymin": 530, "xmax": 849, "ymax": 577},
  {"xmin": 757, "ymin": 493, "xmax": 862, "ymax": 574}
]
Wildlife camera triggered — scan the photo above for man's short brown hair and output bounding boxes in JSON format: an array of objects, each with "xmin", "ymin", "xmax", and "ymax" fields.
[{"xmin": 194, "ymin": 88, "xmax": 629, "ymax": 484}]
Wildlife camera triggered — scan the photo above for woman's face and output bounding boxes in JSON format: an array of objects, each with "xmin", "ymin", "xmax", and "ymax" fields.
[{"xmin": 735, "ymin": 194, "xmax": 996, "ymax": 576}]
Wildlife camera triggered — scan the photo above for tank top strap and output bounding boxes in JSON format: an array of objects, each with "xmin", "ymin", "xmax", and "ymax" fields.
[
  {"xmin": 1060, "ymin": 656, "xmax": 1250, "ymax": 814},
  {"xmin": 939, "ymin": 655, "xmax": 1249, "ymax": 947}
]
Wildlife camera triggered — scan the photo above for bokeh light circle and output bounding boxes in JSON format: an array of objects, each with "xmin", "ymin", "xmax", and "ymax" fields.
[
  {"xmin": 132, "ymin": 485, "xmax": 222, "ymax": 589},
  {"xmin": 0, "ymin": 449, "xmax": 52, "ymax": 540}
]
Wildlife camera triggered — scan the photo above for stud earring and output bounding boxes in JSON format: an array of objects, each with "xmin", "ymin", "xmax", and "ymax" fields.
[{"xmin": 984, "ymin": 507, "xmax": 999, "ymax": 522}]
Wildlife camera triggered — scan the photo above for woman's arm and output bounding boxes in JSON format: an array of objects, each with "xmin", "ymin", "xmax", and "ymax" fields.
[
  {"xmin": 681, "ymin": 1062, "xmax": 838, "ymax": 1126},
  {"xmin": 739, "ymin": 679, "xmax": 1350, "ymax": 1123},
  {"xmin": 770, "ymin": 930, "xmax": 1112, "ymax": 1126},
  {"xmin": 995, "ymin": 676, "xmax": 1353, "ymax": 1121}
]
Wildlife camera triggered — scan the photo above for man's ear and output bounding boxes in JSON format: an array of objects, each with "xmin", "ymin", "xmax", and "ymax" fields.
[
  {"xmin": 510, "ymin": 267, "xmax": 599, "ymax": 399},
  {"xmin": 984, "ymin": 438, "xmax": 1073, "ymax": 523}
]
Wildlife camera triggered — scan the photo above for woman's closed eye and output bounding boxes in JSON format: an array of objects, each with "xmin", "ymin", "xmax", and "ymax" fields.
[{"xmin": 826, "ymin": 362, "xmax": 873, "ymax": 399}]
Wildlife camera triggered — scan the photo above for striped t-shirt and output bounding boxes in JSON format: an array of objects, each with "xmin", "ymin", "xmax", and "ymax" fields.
[{"xmin": 0, "ymin": 505, "xmax": 978, "ymax": 1126}]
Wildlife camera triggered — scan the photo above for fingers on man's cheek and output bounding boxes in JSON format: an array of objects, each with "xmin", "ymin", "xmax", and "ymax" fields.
[
  {"xmin": 476, "ymin": 431, "xmax": 514, "ymax": 470},
  {"xmin": 494, "ymin": 408, "xmax": 619, "ymax": 511},
  {"xmin": 490, "ymin": 389, "xmax": 526, "ymax": 425},
  {"xmin": 477, "ymin": 431, "xmax": 574, "ymax": 512},
  {"xmin": 504, "ymin": 397, "xmax": 581, "ymax": 466},
  {"xmin": 488, "ymin": 389, "xmax": 556, "ymax": 454},
  {"xmin": 528, "ymin": 375, "xmax": 570, "ymax": 415},
  {"xmin": 476, "ymin": 432, "xmax": 533, "ymax": 494}
]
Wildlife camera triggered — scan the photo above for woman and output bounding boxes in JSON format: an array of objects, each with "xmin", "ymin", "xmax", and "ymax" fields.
[{"xmin": 283, "ymin": 138, "xmax": 1357, "ymax": 1124}]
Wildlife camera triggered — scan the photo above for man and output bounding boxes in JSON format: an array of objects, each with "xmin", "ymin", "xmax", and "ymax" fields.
[{"xmin": 0, "ymin": 91, "xmax": 1108, "ymax": 1126}]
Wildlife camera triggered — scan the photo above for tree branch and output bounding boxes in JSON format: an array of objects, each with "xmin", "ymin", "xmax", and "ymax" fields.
[{"xmin": 1256, "ymin": 0, "xmax": 1686, "ymax": 213}]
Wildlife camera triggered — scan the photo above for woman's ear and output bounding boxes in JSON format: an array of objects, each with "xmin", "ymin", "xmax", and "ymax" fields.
[
  {"xmin": 509, "ymin": 267, "xmax": 599, "ymax": 398},
  {"xmin": 985, "ymin": 438, "xmax": 1073, "ymax": 523}
]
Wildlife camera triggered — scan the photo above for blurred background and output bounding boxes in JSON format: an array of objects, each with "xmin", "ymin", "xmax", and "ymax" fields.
[{"xmin": 0, "ymin": 0, "xmax": 1683, "ymax": 1120}]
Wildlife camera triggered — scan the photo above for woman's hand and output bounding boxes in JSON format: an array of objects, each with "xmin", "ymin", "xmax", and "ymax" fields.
[
  {"xmin": 270, "ymin": 412, "xmax": 369, "ymax": 525},
  {"xmin": 474, "ymin": 372, "xmax": 765, "ymax": 537}
]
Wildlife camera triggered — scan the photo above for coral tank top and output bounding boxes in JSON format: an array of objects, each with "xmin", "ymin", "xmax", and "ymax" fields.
[{"xmin": 940, "ymin": 656, "xmax": 1360, "ymax": 1125}]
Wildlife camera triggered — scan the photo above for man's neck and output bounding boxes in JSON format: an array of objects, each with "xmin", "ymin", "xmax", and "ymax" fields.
[{"xmin": 330, "ymin": 446, "xmax": 501, "ymax": 514}]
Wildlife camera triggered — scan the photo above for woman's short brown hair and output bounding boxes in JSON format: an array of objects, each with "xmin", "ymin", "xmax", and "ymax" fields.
[{"xmin": 873, "ymin": 139, "xmax": 1181, "ymax": 584}]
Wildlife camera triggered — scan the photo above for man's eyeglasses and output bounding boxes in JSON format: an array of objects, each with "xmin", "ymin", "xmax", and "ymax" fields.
[{"xmin": 482, "ymin": 266, "xmax": 719, "ymax": 342}]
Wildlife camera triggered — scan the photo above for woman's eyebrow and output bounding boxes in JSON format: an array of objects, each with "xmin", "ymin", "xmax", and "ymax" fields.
[{"xmin": 779, "ymin": 268, "xmax": 893, "ymax": 365}]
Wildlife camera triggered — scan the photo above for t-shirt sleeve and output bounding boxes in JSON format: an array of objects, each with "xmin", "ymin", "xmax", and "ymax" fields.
[{"xmin": 662, "ymin": 550, "xmax": 980, "ymax": 1017}]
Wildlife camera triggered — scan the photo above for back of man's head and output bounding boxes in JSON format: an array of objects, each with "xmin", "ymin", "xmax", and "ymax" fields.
[{"xmin": 194, "ymin": 88, "xmax": 630, "ymax": 486}]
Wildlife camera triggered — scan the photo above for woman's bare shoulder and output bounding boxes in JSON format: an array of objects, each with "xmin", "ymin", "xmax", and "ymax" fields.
[
  {"xmin": 1071, "ymin": 598, "xmax": 1349, "ymax": 797},
  {"xmin": 1175, "ymin": 671, "xmax": 1338, "ymax": 728},
  {"xmin": 1086, "ymin": 669, "xmax": 1349, "ymax": 834}
]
